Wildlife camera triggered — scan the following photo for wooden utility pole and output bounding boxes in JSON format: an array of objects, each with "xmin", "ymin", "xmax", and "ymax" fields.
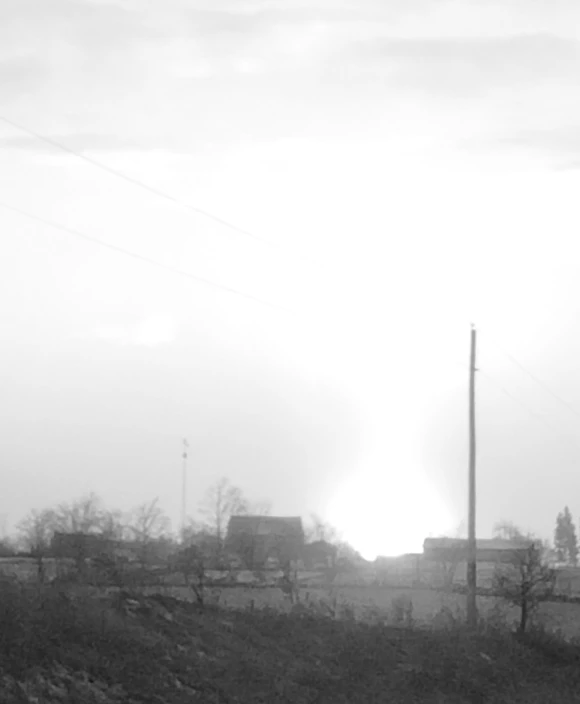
[
  {"xmin": 181, "ymin": 438, "xmax": 189, "ymax": 540},
  {"xmin": 467, "ymin": 326, "xmax": 478, "ymax": 628}
]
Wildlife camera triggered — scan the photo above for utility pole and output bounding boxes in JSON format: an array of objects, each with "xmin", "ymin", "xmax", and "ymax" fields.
[
  {"xmin": 467, "ymin": 325, "xmax": 478, "ymax": 628},
  {"xmin": 181, "ymin": 438, "xmax": 189, "ymax": 541}
]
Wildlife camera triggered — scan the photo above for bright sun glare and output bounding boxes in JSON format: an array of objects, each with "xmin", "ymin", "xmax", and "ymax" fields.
[{"xmin": 326, "ymin": 466, "xmax": 456, "ymax": 562}]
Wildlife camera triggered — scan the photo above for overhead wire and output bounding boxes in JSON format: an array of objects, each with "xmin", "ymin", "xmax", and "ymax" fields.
[
  {"xmin": 5, "ymin": 113, "xmax": 580, "ymax": 431},
  {"xmin": 478, "ymin": 369, "xmax": 580, "ymax": 469},
  {"xmin": 478, "ymin": 369, "xmax": 566, "ymax": 439},
  {"xmin": 0, "ymin": 114, "xmax": 320, "ymax": 268},
  {"xmin": 488, "ymin": 338, "xmax": 580, "ymax": 421},
  {"xmin": 440, "ymin": 349, "xmax": 580, "ymax": 459},
  {"xmin": 434, "ymin": 295, "xmax": 580, "ymax": 426},
  {"xmin": 440, "ymin": 358, "xmax": 556, "ymax": 435},
  {"xmin": 0, "ymin": 199, "xmax": 296, "ymax": 316},
  {"xmin": 15, "ymin": 107, "xmax": 580, "ymax": 529},
  {"xmin": 7, "ymin": 164, "xmax": 580, "ymax": 477}
]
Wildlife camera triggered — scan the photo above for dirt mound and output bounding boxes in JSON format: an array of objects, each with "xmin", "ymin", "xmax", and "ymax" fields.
[{"xmin": 2, "ymin": 584, "xmax": 580, "ymax": 702}]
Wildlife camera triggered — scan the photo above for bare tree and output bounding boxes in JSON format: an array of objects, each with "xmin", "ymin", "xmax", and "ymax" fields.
[
  {"xmin": 278, "ymin": 565, "xmax": 299, "ymax": 604},
  {"xmin": 199, "ymin": 477, "xmax": 248, "ymax": 550},
  {"xmin": 181, "ymin": 517, "xmax": 206, "ymax": 545},
  {"xmin": 17, "ymin": 509, "xmax": 57, "ymax": 583},
  {"xmin": 171, "ymin": 544, "xmax": 207, "ymax": 606},
  {"xmin": 305, "ymin": 514, "xmax": 339, "ymax": 544},
  {"xmin": 248, "ymin": 499, "xmax": 272, "ymax": 516},
  {"xmin": 493, "ymin": 541, "xmax": 556, "ymax": 633},
  {"xmin": 127, "ymin": 498, "xmax": 170, "ymax": 566},
  {"xmin": 452, "ymin": 519, "xmax": 467, "ymax": 539},
  {"xmin": 52, "ymin": 492, "xmax": 106, "ymax": 534},
  {"xmin": 100, "ymin": 508, "xmax": 128, "ymax": 541},
  {"xmin": 493, "ymin": 520, "xmax": 527, "ymax": 542}
]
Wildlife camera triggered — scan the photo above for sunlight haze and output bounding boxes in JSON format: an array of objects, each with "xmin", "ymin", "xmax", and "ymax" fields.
[{"xmin": 2, "ymin": 0, "xmax": 580, "ymax": 558}]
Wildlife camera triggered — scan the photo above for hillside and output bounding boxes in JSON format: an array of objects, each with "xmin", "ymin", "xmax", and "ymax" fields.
[{"xmin": 2, "ymin": 581, "xmax": 580, "ymax": 702}]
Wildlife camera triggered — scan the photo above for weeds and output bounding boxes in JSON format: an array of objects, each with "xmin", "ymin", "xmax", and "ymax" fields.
[
  {"xmin": 3, "ymin": 578, "xmax": 580, "ymax": 702},
  {"xmin": 389, "ymin": 593, "xmax": 414, "ymax": 627}
]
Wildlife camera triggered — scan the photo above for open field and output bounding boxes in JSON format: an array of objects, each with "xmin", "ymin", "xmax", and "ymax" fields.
[
  {"xmin": 140, "ymin": 582, "xmax": 580, "ymax": 640},
  {"xmin": 4, "ymin": 580, "xmax": 580, "ymax": 702},
  {"xmin": 5, "ymin": 557, "xmax": 580, "ymax": 640}
]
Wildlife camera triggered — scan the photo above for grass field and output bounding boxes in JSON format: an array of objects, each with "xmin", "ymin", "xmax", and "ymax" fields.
[
  {"xmin": 5, "ymin": 556, "xmax": 580, "ymax": 640},
  {"xmin": 141, "ymin": 581, "xmax": 580, "ymax": 639},
  {"xmin": 4, "ymin": 580, "xmax": 580, "ymax": 702}
]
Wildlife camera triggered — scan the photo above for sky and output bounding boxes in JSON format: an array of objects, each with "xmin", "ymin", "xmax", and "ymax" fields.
[{"xmin": 2, "ymin": 0, "xmax": 580, "ymax": 559}]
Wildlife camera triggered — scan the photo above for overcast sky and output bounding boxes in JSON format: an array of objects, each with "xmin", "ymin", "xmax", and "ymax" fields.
[{"xmin": 2, "ymin": 0, "xmax": 580, "ymax": 558}]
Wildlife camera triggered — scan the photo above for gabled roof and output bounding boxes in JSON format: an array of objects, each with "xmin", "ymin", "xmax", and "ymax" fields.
[{"xmin": 226, "ymin": 515, "xmax": 304, "ymax": 538}]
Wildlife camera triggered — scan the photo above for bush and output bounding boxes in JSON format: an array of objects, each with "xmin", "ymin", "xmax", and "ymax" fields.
[
  {"xmin": 0, "ymin": 540, "xmax": 15, "ymax": 557},
  {"xmin": 493, "ymin": 544, "xmax": 556, "ymax": 633},
  {"xmin": 479, "ymin": 599, "xmax": 512, "ymax": 634},
  {"xmin": 389, "ymin": 594, "xmax": 414, "ymax": 627},
  {"xmin": 518, "ymin": 623, "xmax": 580, "ymax": 666}
]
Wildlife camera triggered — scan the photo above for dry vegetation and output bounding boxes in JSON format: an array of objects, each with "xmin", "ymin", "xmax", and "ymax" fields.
[
  {"xmin": 5, "ymin": 496, "xmax": 580, "ymax": 701},
  {"xmin": 151, "ymin": 582, "xmax": 580, "ymax": 640},
  {"xmin": 3, "ymin": 575, "xmax": 580, "ymax": 703}
]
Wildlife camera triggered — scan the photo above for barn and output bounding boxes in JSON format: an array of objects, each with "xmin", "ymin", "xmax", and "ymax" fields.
[
  {"xmin": 423, "ymin": 537, "xmax": 539, "ymax": 565},
  {"xmin": 225, "ymin": 516, "xmax": 305, "ymax": 569}
]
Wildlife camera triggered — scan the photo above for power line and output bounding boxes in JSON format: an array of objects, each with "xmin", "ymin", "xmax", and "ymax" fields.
[
  {"xmin": 435, "ymin": 298, "xmax": 580, "ymax": 421},
  {"xmin": 0, "ymin": 199, "xmax": 295, "ymax": 315},
  {"xmin": 434, "ymin": 302, "xmax": 580, "ymax": 424},
  {"xmin": 0, "ymin": 114, "xmax": 319, "ymax": 268},
  {"xmin": 484, "ymin": 335, "xmax": 580, "ymax": 421},
  {"xmin": 479, "ymin": 369, "xmax": 580, "ymax": 449}
]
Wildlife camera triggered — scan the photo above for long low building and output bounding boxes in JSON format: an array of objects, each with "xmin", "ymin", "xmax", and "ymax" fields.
[{"xmin": 423, "ymin": 537, "xmax": 539, "ymax": 564}]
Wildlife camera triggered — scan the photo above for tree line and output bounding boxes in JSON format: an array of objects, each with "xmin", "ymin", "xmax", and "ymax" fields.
[
  {"xmin": 491, "ymin": 506, "xmax": 580, "ymax": 568},
  {"xmin": 0, "ymin": 476, "xmax": 344, "ymax": 572}
]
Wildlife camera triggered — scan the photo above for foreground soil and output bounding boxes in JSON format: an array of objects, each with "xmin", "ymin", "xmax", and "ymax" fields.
[{"xmin": 2, "ymin": 583, "xmax": 580, "ymax": 703}]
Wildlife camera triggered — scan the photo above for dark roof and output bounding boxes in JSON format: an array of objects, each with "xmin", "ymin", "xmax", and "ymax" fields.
[
  {"xmin": 304, "ymin": 540, "xmax": 337, "ymax": 554},
  {"xmin": 225, "ymin": 516, "xmax": 305, "ymax": 568},
  {"xmin": 226, "ymin": 516, "xmax": 304, "ymax": 539},
  {"xmin": 423, "ymin": 537, "xmax": 539, "ymax": 565},
  {"xmin": 424, "ymin": 538, "xmax": 535, "ymax": 551}
]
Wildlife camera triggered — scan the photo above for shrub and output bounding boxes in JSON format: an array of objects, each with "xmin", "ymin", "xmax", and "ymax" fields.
[
  {"xmin": 389, "ymin": 594, "xmax": 414, "ymax": 627},
  {"xmin": 493, "ymin": 544, "xmax": 556, "ymax": 633},
  {"xmin": 479, "ymin": 599, "xmax": 511, "ymax": 634}
]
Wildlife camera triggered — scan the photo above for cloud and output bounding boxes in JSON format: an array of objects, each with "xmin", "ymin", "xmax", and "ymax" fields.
[
  {"xmin": 0, "ymin": 56, "xmax": 49, "ymax": 101},
  {"xmin": 0, "ymin": 133, "xmax": 196, "ymax": 154},
  {"xmin": 479, "ymin": 127, "xmax": 580, "ymax": 170},
  {"xmin": 87, "ymin": 315, "xmax": 179, "ymax": 347},
  {"xmin": 1, "ymin": 0, "xmax": 579, "ymax": 166},
  {"xmin": 0, "ymin": 0, "xmax": 164, "ymax": 45},
  {"xmin": 341, "ymin": 34, "xmax": 580, "ymax": 97},
  {"xmin": 500, "ymin": 127, "xmax": 580, "ymax": 155}
]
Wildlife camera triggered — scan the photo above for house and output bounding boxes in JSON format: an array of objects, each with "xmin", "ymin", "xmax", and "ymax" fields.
[
  {"xmin": 225, "ymin": 516, "xmax": 305, "ymax": 569},
  {"xmin": 423, "ymin": 537, "xmax": 538, "ymax": 565},
  {"xmin": 50, "ymin": 533, "xmax": 173, "ymax": 565}
]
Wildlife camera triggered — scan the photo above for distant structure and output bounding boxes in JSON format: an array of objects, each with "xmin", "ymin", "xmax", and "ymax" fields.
[
  {"xmin": 50, "ymin": 532, "xmax": 171, "ymax": 564},
  {"xmin": 302, "ymin": 539, "xmax": 338, "ymax": 570},
  {"xmin": 51, "ymin": 532, "xmax": 117, "ymax": 561},
  {"xmin": 423, "ymin": 537, "xmax": 538, "ymax": 565},
  {"xmin": 225, "ymin": 516, "xmax": 305, "ymax": 569}
]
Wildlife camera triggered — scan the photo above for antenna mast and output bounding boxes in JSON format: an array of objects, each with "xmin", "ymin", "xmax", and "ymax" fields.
[
  {"xmin": 467, "ymin": 325, "xmax": 478, "ymax": 628},
  {"xmin": 181, "ymin": 438, "xmax": 189, "ymax": 540}
]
